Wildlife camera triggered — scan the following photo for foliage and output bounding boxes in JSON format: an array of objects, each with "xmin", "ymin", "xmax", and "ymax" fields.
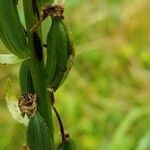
[{"xmin": 0, "ymin": 0, "xmax": 150, "ymax": 150}]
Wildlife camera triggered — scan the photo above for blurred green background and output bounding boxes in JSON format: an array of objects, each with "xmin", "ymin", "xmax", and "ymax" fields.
[{"xmin": 0, "ymin": 0, "xmax": 150, "ymax": 149}]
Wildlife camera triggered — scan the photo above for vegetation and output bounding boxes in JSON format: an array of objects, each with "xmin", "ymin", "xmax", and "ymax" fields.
[{"xmin": 0, "ymin": 0, "xmax": 150, "ymax": 150}]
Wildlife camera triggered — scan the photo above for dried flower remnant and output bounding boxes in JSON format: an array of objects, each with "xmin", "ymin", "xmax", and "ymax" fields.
[
  {"xmin": 18, "ymin": 92, "xmax": 37, "ymax": 117},
  {"xmin": 30, "ymin": 4, "xmax": 64, "ymax": 32},
  {"xmin": 42, "ymin": 4, "xmax": 64, "ymax": 18}
]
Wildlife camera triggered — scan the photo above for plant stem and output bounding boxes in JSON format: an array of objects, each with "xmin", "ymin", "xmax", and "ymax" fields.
[
  {"xmin": 23, "ymin": 0, "xmax": 55, "ymax": 149},
  {"xmin": 50, "ymin": 92, "xmax": 66, "ymax": 142}
]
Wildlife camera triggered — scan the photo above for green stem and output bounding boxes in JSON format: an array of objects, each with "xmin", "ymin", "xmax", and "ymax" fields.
[{"xmin": 23, "ymin": 0, "xmax": 55, "ymax": 149}]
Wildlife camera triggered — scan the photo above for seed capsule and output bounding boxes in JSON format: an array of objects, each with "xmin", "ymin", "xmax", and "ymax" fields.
[
  {"xmin": 19, "ymin": 60, "xmax": 34, "ymax": 94},
  {"xmin": 0, "ymin": 0, "xmax": 29, "ymax": 58},
  {"xmin": 46, "ymin": 18, "xmax": 75, "ymax": 91},
  {"xmin": 46, "ymin": 18, "xmax": 67, "ymax": 90},
  {"xmin": 57, "ymin": 139, "xmax": 77, "ymax": 150},
  {"xmin": 27, "ymin": 112, "xmax": 53, "ymax": 150}
]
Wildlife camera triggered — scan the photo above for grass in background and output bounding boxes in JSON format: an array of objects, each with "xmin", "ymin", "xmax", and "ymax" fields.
[{"xmin": 0, "ymin": 0, "xmax": 150, "ymax": 149}]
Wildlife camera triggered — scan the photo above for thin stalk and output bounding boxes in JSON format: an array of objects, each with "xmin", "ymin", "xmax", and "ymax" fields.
[
  {"xmin": 50, "ymin": 92, "xmax": 66, "ymax": 142},
  {"xmin": 23, "ymin": 0, "xmax": 55, "ymax": 149}
]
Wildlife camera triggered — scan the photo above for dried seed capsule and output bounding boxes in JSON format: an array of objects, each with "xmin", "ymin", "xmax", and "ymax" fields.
[
  {"xmin": 27, "ymin": 112, "xmax": 53, "ymax": 150},
  {"xmin": 0, "ymin": 0, "xmax": 29, "ymax": 58},
  {"xmin": 57, "ymin": 139, "xmax": 77, "ymax": 150}
]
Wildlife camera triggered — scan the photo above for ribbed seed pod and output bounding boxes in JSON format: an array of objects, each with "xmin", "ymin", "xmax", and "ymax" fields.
[
  {"xmin": 57, "ymin": 139, "xmax": 77, "ymax": 150},
  {"xmin": 19, "ymin": 60, "xmax": 34, "ymax": 94},
  {"xmin": 0, "ymin": 0, "xmax": 29, "ymax": 58},
  {"xmin": 61, "ymin": 21, "xmax": 75, "ymax": 57},
  {"xmin": 54, "ymin": 21, "xmax": 75, "ymax": 89},
  {"xmin": 46, "ymin": 18, "xmax": 75, "ymax": 91},
  {"xmin": 46, "ymin": 18, "xmax": 68, "ymax": 91},
  {"xmin": 27, "ymin": 112, "xmax": 53, "ymax": 150}
]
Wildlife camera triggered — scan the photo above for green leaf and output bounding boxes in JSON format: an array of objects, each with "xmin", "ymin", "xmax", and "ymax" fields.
[
  {"xmin": 5, "ymin": 78, "xmax": 29, "ymax": 126},
  {"xmin": 0, "ymin": 54, "xmax": 26, "ymax": 65}
]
